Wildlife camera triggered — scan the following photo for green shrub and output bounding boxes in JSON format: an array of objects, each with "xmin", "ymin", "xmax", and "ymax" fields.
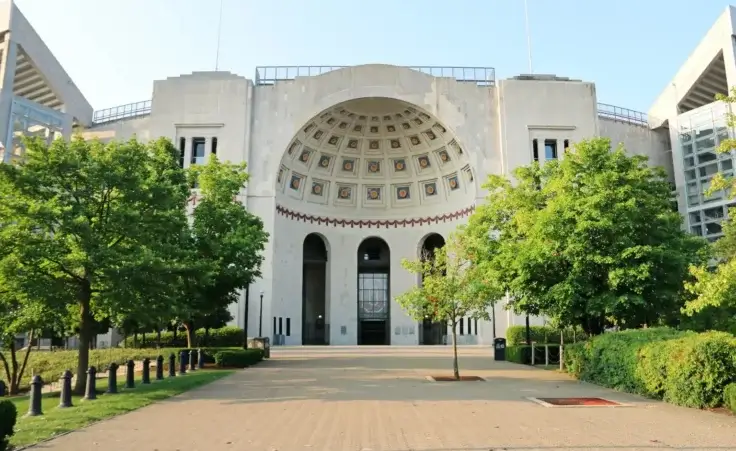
[
  {"xmin": 506, "ymin": 325, "xmax": 587, "ymax": 345},
  {"xmin": 0, "ymin": 400, "xmax": 16, "ymax": 451},
  {"xmin": 213, "ymin": 349, "xmax": 264, "ymax": 368},
  {"xmin": 122, "ymin": 326, "xmax": 244, "ymax": 348},
  {"xmin": 725, "ymin": 383, "xmax": 736, "ymax": 413},
  {"xmin": 506, "ymin": 345, "xmax": 531, "ymax": 364},
  {"xmin": 561, "ymin": 328, "xmax": 736, "ymax": 409},
  {"xmin": 174, "ymin": 347, "xmax": 243, "ymax": 364},
  {"xmin": 0, "ymin": 347, "xmax": 239, "ymax": 391}
]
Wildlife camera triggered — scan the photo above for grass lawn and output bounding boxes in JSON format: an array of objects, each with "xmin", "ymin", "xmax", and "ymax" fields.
[{"xmin": 7, "ymin": 369, "xmax": 234, "ymax": 448}]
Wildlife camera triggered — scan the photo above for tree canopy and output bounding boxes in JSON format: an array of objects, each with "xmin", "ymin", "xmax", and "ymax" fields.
[
  {"xmin": 463, "ymin": 137, "xmax": 708, "ymax": 335},
  {"xmin": 0, "ymin": 136, "xmax": 194, "ymax": 392}
]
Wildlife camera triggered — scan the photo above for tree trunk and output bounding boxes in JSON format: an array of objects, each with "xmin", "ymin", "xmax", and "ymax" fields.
[
  {"xmin": 184, "ymin": 321, "xmax": 195, "ymax": 348},
  {"xmin": 156, "ymin": 329, "xmax": 162, "ymax": 348},
  {"xmin": 74, "ymin": 282, "xmax": 94, "ymax": 394},
  {"xmin": 451, "ymin": 320, "xmax": 459, "ymax": 380},
  {"xmin": 559, "ymin": 330, "xmax": 564, "ymax": 372}
]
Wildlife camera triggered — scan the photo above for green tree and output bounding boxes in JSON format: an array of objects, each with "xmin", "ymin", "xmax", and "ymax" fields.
[
  {"xmin": 467, "ymin": 137, "xmax": 707, "ymax": 334},
  {"xmin": 176, "ymin": 157, "xmax": 268, "ymax": 348},
  {"xmin": 0, "ymin": 136, "xmax": 191, "ymax": 393},
  {"xmin": 396, "ymin": 235, "xmax": 500, "ymax": 379}
]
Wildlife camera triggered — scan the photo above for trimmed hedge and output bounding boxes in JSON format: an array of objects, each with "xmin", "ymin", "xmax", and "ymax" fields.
[
  {"xmin": 0, "ymin": 347, "xmax": 240, "ymax": 391},
  {"xmin": 0, "ymin": 400, "xmax": 16, "ymax": 451},
  {"xmin": 725, "ymin": 383, "xmax": 736, "ymax": 414},
  {"xmin": 506, "ymin": 345, "xmax": 531, "ymax": 364},
  {"xmin": 213, "ymin": 349, "xmax": 264, "ymax": 368},
  {"xmin": 563, "ymin": 328, "xmax": 736, "ymax": 409},
  {"xmin": 506, "ymin": 325, "xmax": 587, "ymax": 346},
  {"xmin": 122, "ymin": 326, "xmax": 244, "ymax": 348}
]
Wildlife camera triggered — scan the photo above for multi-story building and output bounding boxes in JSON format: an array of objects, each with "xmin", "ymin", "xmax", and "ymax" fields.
[{"xmin": 1, "ymin": 1, "xmax": 732, "ymax": 347}]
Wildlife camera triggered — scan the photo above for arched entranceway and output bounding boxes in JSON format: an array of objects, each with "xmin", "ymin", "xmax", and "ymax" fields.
[
  {"xmin": 418, "ymin": 233, "xmax": 447, "ymax": 345},
  {"xmin": 302, "ymin": 233, "xmax": 329, "ymax": 345},
  {"xmin": 357, "ymin": 237, "xmax": 390, "ymax": 345}
]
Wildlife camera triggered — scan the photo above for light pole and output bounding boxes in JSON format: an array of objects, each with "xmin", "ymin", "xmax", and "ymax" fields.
[
  {"xmin": 258, "ymin": 290, "xmax": 264, "ymax": 337},
  {"xmin": 243, "ymin": 285, "xmax": 250, "ymax": 349}
]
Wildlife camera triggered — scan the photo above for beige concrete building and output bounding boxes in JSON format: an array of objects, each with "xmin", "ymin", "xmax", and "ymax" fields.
[{"xmin": 2, "ymin": 1, "xmax": 731, "ymax": 347}]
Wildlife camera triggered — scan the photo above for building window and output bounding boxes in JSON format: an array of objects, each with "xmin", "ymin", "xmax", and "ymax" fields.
[
  {"xmin": 532, "ymin": 139, "xmax": 539, "ymax": 162},
  {"xmin": 212, "ymin": 137, "xmax": 218, "ymax": 156},
  {"xmin": 544, "ymin": 139, "xmax": 558, "ymax": 160},
  {"xmin": 474, "ymin": 318, "xmax": 478, "ymax": 335},
  {"xmin": 563, "ymin": 139, "xmax": 570, "ymax": 153},
  {"xmin": 459, "ymin": 317, "xmax": 464, "ymax": 335},
  {"xmin": 278, "ymin": 317, "xmax": 283, "ymax": 335},
  {"xmin": 191, "ymin": 137, "xmax": 206, "ymax": 165},
  {"xmin": 178, "ymin": 137, "xmax": 185, "ymax": 168},
  {"xmin": 286, "ymin": 318, "xmax": 291, "ymax": 336}
]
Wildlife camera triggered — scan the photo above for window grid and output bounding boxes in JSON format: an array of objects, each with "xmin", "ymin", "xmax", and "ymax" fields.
[{"xmin": 358, "ymin": 273, "xmax": 389, "ymax": 320}]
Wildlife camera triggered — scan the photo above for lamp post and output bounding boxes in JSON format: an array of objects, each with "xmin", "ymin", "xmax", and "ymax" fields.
[
  {"xmin": 258, "ymin": 290, "xmax": 264, "ymax": 337},
  {"xmin": 243, "ymin": 285, "xmax": 250, "ymax": 349}
]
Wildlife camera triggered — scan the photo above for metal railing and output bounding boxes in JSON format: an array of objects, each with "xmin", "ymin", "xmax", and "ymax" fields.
[
  {"xmin": 597, "ymin": 102, "xmax": 649, "ymax": 127},
  {"xmin": 255, "ymin": 65, "xmax": 496, "ymax": 86},
  {"xmin": 92, "ymin": 100, "xmax": 151, "ymax": 124}
]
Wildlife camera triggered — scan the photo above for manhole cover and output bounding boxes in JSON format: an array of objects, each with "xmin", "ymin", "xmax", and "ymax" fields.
[
  {"xmin": 426, "ymin": 375, "xmax": 485, "ymax": 382},
  {"xmin": 527, "ymin": 397, "xmax": 630, "ymax": 407}
]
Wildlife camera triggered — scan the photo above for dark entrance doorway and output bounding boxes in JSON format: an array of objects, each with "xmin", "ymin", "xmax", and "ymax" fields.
[
  {"xmin": 357, "ymin": 237, "xmax": 390, "ymax": 345},
  {"xmin": 302, "ymin": 234, "xmax": 329, "ymax": 345},
  {"xmin": 418, "ymin": 233, "xmax": 446, "ymax": 345}
]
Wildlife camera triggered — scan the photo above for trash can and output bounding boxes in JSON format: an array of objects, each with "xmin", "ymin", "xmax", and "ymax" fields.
[{"xmin": 493, "ymin": 337, "xmax": 507, "ymax": 361}]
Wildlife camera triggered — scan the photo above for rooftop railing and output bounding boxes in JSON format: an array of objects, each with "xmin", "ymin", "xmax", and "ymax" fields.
[
  {"xmin": 597, "ymin": 102, "xmax": 649, "ymax": 127},
  {"xmin": 255, "ymin": 65, "xmax": 497, "ymax": 86},
  {"xmin": 92, "ymin": 100, "xmax": 151, "ymax": 124}
]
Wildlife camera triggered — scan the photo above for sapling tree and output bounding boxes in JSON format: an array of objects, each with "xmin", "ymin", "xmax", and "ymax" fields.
[{"xmin": 397, "ymin": 235, "xmax": 500, "ymax": 379}]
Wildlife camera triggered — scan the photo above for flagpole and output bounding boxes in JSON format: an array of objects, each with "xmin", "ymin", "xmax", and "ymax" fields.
[
  {"xmin": 215, "ymin": 0, "xmax": 224, "ymax": 71},
  {"xmin": 524, "ymin": 0, "xmax": 533, "ymax": 74}
]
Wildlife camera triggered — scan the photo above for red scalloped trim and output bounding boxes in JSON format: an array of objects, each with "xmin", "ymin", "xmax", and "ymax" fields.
[{"xmin": 275, "ymin": 204, "xmax": 475, "ymax": 229}]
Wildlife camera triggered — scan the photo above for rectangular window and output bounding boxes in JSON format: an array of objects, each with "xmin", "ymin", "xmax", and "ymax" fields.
[
  {"xmin": 467, "ymin": 318, "xmax": 472, "ymax": 335},
  {"xmin": 272, "ymin": 317, "xmax": 276, "ymax": 337},
  {"xmin": 544, "ymin": 139, "xmax": 558, "ymax": 160},
  {"xmin": 459, "ymin": 318, "xmax": 464, "ymax": 335},
  {"xmin": 532, "ymin": 139, "xmax": 539, "ymax": 162},
  {"xmin": 191, "ymin": 137, "xmax": 206, "ymax": 165},
  {"xmin": 286, "ymin": 318, "xmax": 291, "ymax": 336},
  {"xmin": 178, "ymin": 137, "xmax": 185, "ymax": 168},
  {"xmin": 563, "ymin": 139, "xmax": 570, "ymax": 153},
  {"xmin": 212, "ymin": 137, "xmax": 218, "ymax": 156},
  {"xmin": 474, "ymin": 318, "xmax": 478, "ymax": 335}
]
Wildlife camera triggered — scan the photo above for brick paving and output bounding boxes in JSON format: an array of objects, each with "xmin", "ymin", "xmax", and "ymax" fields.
[{"xmin": 29, "ymin": 346, "xmax": 736, "ymax": 451}]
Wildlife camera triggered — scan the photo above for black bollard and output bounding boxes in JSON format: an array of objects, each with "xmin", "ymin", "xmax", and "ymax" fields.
[
  {"xmin": 58, "ymin": 370, "xmax": 73, "ymax": 408},
  {"xmin": 189, "ymin": 349, "xmax": 197, "ymax": 371},
  {"xmin": 85, "ymin": 366, "xmax": 97, "ymax": 400},
  {"xmin": 179, "ymin": 350, "xmax": 187, "ymax": 375},
  {"xmin": 0, "ymin": 380, "xmax": 5, "ymax": 397},
  {"xmin": 142, "ymin": 358, "xmax": 151, "ymax": 384},
  {"xmin": 107, "ymin": 362, "xmax": 118, "ymax": 394},
  {"xmin": 156, "ymin": 355, "xmax": 164, "ymax": 380},
  {"xmin": 168, "ymin": 353, "xmax": 176, "ymax": 378},
  {"xmin": 125, "ymin": 360, "xmax": 135, "ymax": 389},
  {"xmin": 198, "ymin": 348, "xmax": 205, "ymax": 369},
  {"xmin": 26, "ymin": 375, "xmax": 43, "ymax": 417}
]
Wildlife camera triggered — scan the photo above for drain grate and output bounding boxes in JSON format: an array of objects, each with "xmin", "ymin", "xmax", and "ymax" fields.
[{"xmin": 527, "ymin": 397, "xmax": 630, "ymax": 407}]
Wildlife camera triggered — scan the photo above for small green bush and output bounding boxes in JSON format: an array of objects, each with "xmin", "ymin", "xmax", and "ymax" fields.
[
  {"xmin": 214, "ymin": 349, "xmax": 264, "ymax": 368},
  {"xmin": 174, "ymin": 347, "xmax": 243, "ymax": 364},
  {"xmin": 561, "ymin": 328, "xmax": 736, "ymax": 409},
  {"xmin": 0, "ymin": 400, "xmax": 17, "ymax": 451},
  {"xmin": 725, "ymin": 383, "xmax": 736, "ymax": 413},
  {"xmin": 505, "ymin": 345, "xmax": 531, "ymax": 364},
  {"xmin": 122, "ymin": 326, "xmax": 244, "ymax": 348},
  {"xmin": 506, "ymin": 325, "xmax": 587, "ymax": 345}
]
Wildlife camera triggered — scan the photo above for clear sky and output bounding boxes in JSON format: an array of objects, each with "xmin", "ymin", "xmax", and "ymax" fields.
[{"xmin": 14, "ymin": 0, "xmax": 732, "ymax": 114}]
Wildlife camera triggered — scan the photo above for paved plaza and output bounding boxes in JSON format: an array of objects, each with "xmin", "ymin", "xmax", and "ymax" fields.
[{"xmin": 30, "ymin": 347, "xmax": 736, "ymax": 451}]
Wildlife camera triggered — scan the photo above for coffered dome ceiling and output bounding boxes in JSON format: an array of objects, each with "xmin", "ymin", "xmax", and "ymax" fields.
[{"xmin": 276, "ymin": 98, "xmax": 475, "ymax": 216}]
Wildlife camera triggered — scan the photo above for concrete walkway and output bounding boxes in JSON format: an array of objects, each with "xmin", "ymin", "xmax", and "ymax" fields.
[{"xmin": 30, "ymin": 346, "xmax": 736, "ymax": 451}]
